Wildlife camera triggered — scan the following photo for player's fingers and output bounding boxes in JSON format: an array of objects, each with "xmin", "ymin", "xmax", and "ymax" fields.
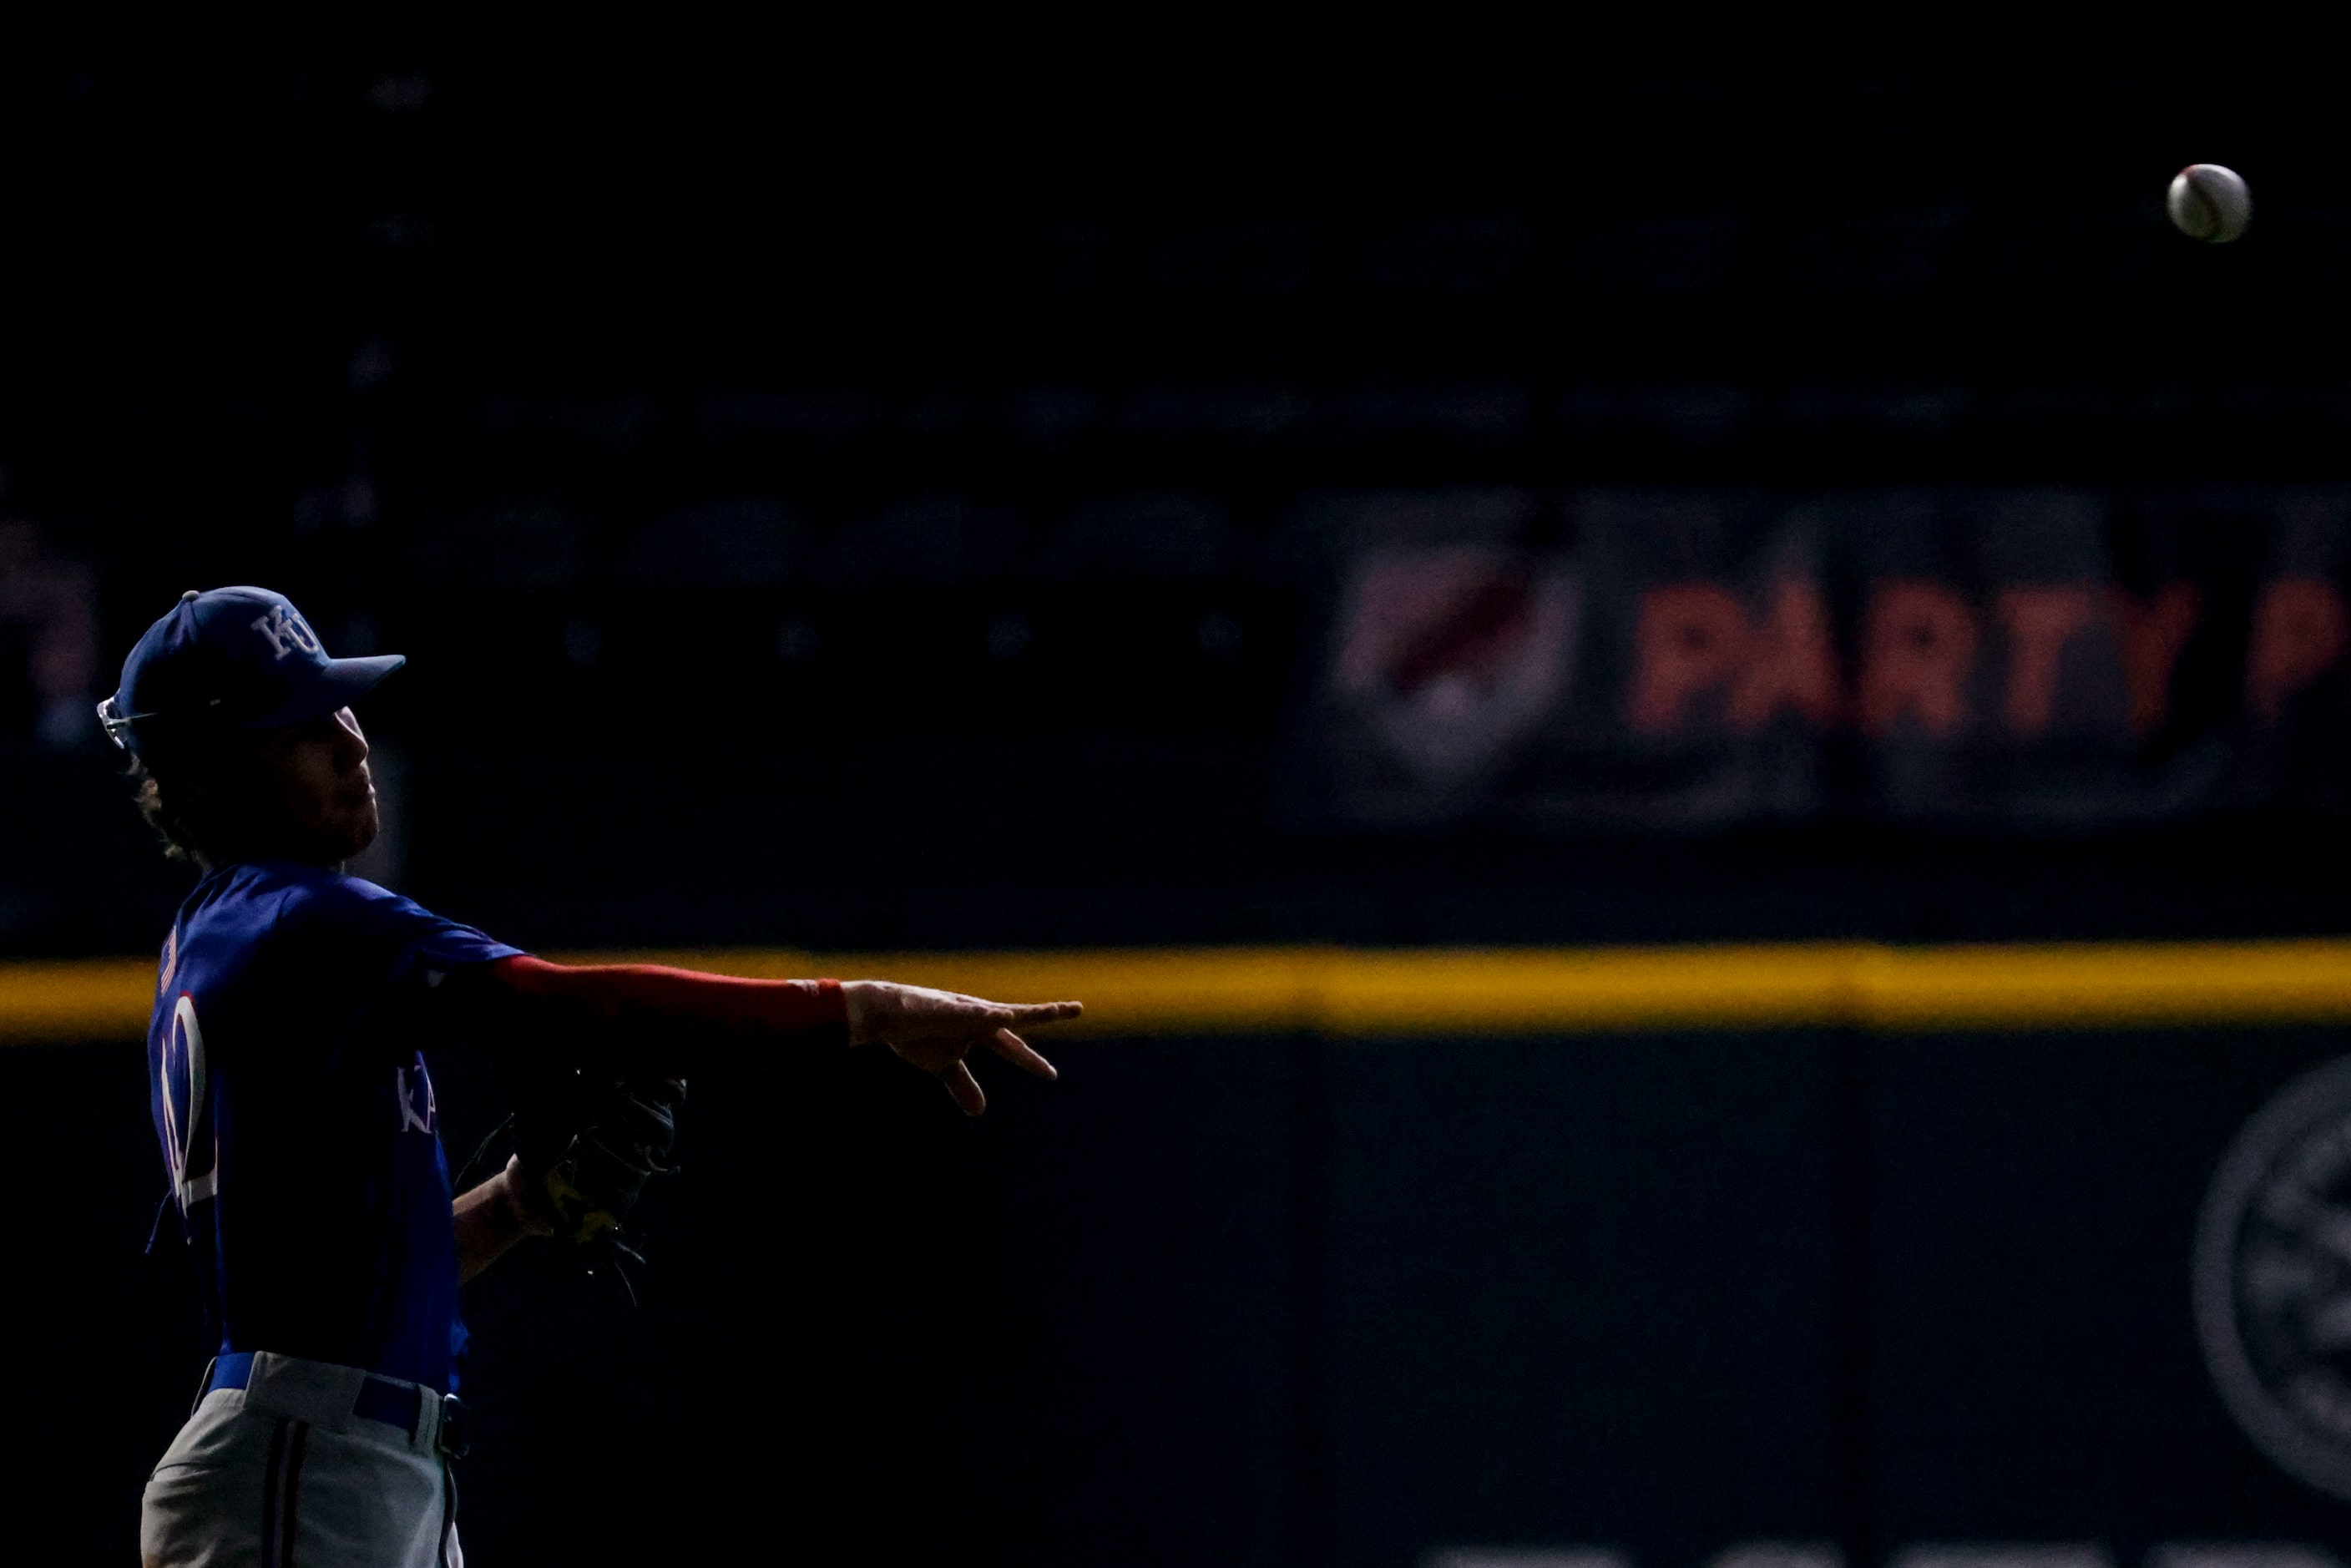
[
  {"xmin": 907, "ymin": 990, "xmax": 1027, "ymax": 1034},
  {"xmin": 942, "ymin": 1059, "xmax": 987, "ymax": 1116},
  {"xmin": 988, "ymin": 1027, "xmax": 1058, "ymax": 1080},
  {"xmin": 991, "ymin": 1000, "xmax": 1084, "ymax": 1027}
]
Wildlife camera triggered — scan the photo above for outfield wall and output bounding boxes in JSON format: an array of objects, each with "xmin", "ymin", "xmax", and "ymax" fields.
[{"xmin": 9, "ymin": 948, "xmax": 2351, "ymax": 1565}]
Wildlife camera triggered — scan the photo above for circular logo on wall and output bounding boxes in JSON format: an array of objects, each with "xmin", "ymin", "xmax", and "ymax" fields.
[{"xmin": 2196, "ymin": 1055, "xmax": 2351, "ymax": 1500}]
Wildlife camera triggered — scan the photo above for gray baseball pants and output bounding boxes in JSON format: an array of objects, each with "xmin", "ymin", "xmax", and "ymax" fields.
[{"xmin": 140, "ymin": 1351, "xmax": 462, "ymax": 1567}]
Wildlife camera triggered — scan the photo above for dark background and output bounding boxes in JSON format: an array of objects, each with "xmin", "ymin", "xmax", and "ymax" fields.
[
  {"xmin": 11, "ymin": 61, "xmax": 2351, "ymax": 953},
  {"xmin": 8, "ymin": 58, "xmax": 2351, "ymax": 1564}
]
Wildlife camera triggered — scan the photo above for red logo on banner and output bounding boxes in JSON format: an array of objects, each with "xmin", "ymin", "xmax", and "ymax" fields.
[{"xmin": 1333, "ymin": 547, "xmax": 1580, "ymax": 785}]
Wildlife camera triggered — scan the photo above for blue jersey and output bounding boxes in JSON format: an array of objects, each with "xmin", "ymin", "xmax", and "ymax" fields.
[{"xmin": 147, "ymin": 862, "xmax": 520, "ymax": 1394}]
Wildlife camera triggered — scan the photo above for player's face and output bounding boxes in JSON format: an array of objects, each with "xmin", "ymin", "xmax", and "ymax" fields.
[{"xmin": 249, "ymin": 706, "xmax": 379, "ymax": 864}]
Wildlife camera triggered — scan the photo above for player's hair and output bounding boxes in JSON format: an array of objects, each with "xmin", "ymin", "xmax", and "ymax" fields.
[
  {"xmin": 124, "ymin": 752, "xmax": 200, "ymax": 862},
  {"xmin": 122, "ymin": 723, "xmax": 232, "ymax": 863}
]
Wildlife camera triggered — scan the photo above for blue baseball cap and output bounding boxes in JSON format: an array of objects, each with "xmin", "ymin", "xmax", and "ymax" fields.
[{"xmin": 99, "ymin": 586, "xmax": 405, "ymax": 754}]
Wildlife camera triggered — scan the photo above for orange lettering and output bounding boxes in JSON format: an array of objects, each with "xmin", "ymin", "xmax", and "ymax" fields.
[
  {"xmin": 2110, "ymin": 584, "xmax": 2199, "ymax": 736},
  {"xmin": 1728, "ymin": 577, "xmax": 1840, "ymax": 731},
  {"xmin": 1861, "ymin": 581, "xmax": 1978, "ymax": 738},
  {"xmin": 1997, "ymin": 586, "xmax": 2100, "ymax": 737},
  {"xmin": 1628, "ymin": 584, "xmax": 1747, "ymax": 736},
  {"xmin": 2247, "ymin": 577, "xmax": 2348, "ymax": 721}
]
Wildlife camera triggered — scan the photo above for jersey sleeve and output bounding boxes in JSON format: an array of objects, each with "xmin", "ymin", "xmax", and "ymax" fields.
[
  {"xmin": 279, "ymin": 873, "xmax": 522, "ymax": 989},
  {"xmin": 436, "ymin": 954, "xmax": 851, "ymax": 1075},
  {"xmin": 484, "ymin": 954, "xmax": 849, "ymax": 1041}
]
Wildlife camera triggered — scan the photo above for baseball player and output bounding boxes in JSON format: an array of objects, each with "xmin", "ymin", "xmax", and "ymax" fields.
[{"xmin": 104, "ymin": 586, "xmax": 1081, "ymax": 1567}]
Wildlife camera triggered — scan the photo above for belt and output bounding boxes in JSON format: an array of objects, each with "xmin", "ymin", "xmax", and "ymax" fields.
[{"xmin": 208, "ymin": 1351, "xmax": 471, "ymax": 1457}]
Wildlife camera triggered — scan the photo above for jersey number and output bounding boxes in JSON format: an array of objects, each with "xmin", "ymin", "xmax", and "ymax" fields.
[{"xmin": 160, "ymin": 994, "xmax": 216, "ymax": 1209}]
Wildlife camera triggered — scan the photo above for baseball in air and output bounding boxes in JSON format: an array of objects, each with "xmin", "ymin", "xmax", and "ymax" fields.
[{"xmin": 2168, "ymin": 164, "xmax": 2252, "ymax": 243}]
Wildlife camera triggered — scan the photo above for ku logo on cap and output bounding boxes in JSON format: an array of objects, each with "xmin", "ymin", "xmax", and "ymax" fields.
[{"xmin": 249, "ymin": 601, "xmax": 321, "ymax": 661}]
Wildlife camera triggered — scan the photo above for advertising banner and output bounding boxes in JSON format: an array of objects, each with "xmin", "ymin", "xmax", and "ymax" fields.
[{"xmin": 1292, "ymin": 487, "xmax": 2351, "ymax": 828}]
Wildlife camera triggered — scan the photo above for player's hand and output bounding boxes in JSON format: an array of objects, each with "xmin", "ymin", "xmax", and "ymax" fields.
[{"xmin": 841, "ymin": 980, "xmax": 1080, "ymax": 1115}]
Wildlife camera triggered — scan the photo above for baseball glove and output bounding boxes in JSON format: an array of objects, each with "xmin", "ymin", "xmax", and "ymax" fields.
[{"xmin": 508, "ymin": 1064, "xmax": 688, "ymax": 1246}]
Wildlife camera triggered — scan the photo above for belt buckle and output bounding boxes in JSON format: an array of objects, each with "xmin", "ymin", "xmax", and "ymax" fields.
[{"xmin": 436, "ymin": 1393, "xmax": 472, "ymax": 1459}]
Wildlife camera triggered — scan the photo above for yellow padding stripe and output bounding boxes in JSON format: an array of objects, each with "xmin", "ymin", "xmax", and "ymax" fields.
[{"xmin": 12, "ymin": 939, "xmax": 2351, "ymax": 1043}]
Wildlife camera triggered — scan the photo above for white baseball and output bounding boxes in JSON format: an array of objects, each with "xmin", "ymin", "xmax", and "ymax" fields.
[{"xmin": 2168, "ymin": 164, "xmax": 2252, "ymax": 243}]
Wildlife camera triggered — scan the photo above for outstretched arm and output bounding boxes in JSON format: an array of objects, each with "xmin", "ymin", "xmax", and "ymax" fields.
[{"xmin": 476, "ymin": 955, "xmax": 1083, "ymax": 1115}]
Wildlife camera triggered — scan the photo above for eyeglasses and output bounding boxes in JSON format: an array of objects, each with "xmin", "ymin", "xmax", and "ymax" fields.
[{"xmin": 96, "ymin": 696, "xmax": 144, "ymax": 752}]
